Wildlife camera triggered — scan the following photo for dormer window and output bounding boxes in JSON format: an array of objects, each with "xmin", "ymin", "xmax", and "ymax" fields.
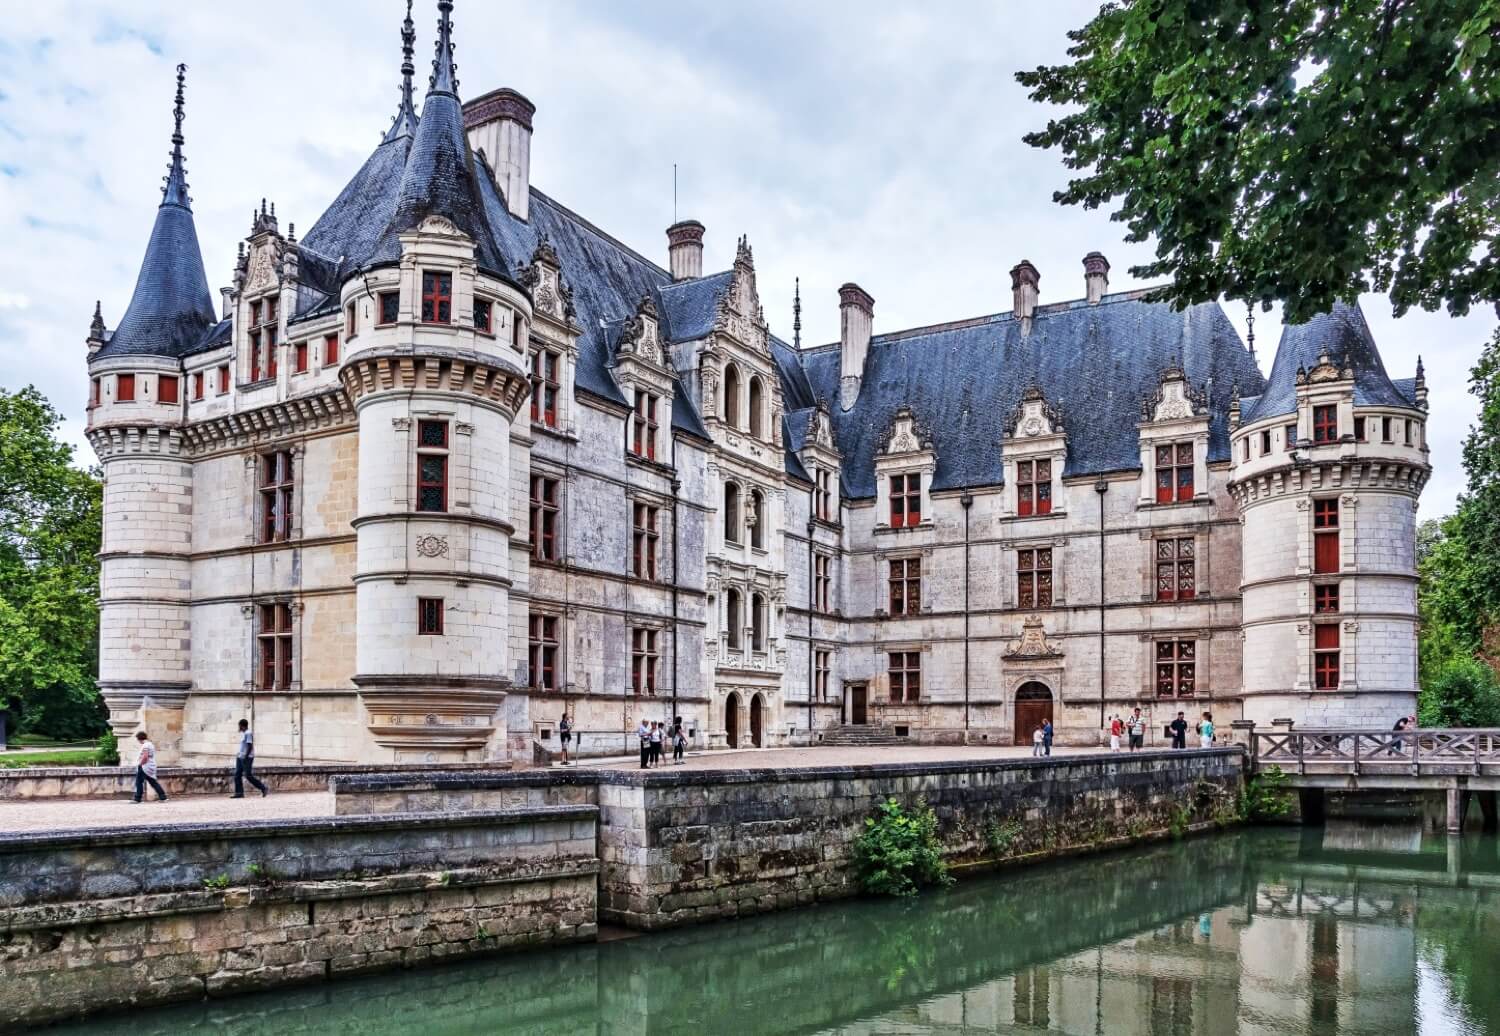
[
  {"xmin": 116, "ymin": 374, "xmax": 136, "ymax": 402},
  {"xmin": 1155, "ymin": 443, "xmax": 1193, "ymax": 503},
  {"xmin": 631, "ymin": 390, "xmax": 659, "ymax": 460},
  {"xmin": 474, "ymin": 299, "xmax": 492, "ymax": 334},
  {"xmin": 1017, "ymin": 459, "xmax": 1051, "ymax": 516},
  {"xmin": 378, "ymin": 291, "xmax": 399, "ymax": 326},
  {"xmin": 1313, "ymin": 404, "xmax": 1338, "ymax": 443},
  {"xmin": 890, "ymin": 473, "xmax": 921, "ymax": 527},
  {"xmin": 250, "ymin": 300, "xmax": 262, "ymax": 327},
  {"xmin": 815, "ymin": 468, "xmax": 835, "ymax": 522},
  {"xmin": 531, "ymin": 348, "xmax": 560, "ymax": 427},
  {"xmin": 421, "ymin": 271, "xmax": 452, "ymax": 324}
]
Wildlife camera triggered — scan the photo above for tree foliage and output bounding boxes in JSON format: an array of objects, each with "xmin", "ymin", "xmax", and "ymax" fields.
[
  {"xmin": 0, "ymin": 387, "xmax": 105, "ymax": 739},
  {"xmin": 853, "ymin": 798, "xmax": 953, "ymax": 897},
  {"xmin": 1017, "ymin": 1, "xmax": 1500, "ymax": 322},
  {"xmin": 1419, "ymin": 657, "xmax": 1500, "ymax": 727}
]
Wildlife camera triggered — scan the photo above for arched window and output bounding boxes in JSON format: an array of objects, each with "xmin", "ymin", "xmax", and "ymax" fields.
[
  {"xmin": 724, "ymin": 482, "xmax": 741, "ymax": 543},
  {"xmin": 748, "ymin": 376, "xmax": 764, "ymax": 438},
  {"xmin": 726, "ymin": 589, "xmax": 742, "ymax": 650},
  {"xmin": 749, "ymin": 489, "xmax": 765, "ymax": 549},
  {"xmin": 751, "ymin": 593, "xmax": 766, "ymax": 652},
  {"xmin": 723, "ymin": 364, "xmax": 741, "ymax": 427}
]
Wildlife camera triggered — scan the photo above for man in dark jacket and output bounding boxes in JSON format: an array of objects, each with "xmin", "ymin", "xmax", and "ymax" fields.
[{"xmin": 1169, "ymin": 712, "xmax": 1189, "ymax": 749}]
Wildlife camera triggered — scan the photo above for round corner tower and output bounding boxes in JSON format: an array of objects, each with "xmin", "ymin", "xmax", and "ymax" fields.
[{"xmin": 1229, "ymin": 303, "xmax": 1429, "ymax": 729}]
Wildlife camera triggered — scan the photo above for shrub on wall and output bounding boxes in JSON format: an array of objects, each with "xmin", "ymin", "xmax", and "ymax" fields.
[
  {"xmin": 853, "ymin": 798, "xmax": 953, "ymax": 897},
  {"xmin": 1241, "ymin": 765, "xmax": 1294, "ymax": 822}
]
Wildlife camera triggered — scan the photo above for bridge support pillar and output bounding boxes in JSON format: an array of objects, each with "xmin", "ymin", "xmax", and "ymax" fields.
[
  {"xmin": 1297, "ymin": 787, "xmax": 1326, "ymax": 824},
  {"xmin": 1446, "ymin": 788, "xmax": 1466, "ymax": 834}
]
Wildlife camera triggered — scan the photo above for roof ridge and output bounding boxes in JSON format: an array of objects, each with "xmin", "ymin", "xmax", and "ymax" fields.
[{"xmin": 528, "ymin": 186, "xmax": 670, "ymax": 278}]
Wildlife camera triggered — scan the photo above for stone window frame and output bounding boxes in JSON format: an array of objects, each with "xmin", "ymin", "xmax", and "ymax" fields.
[
  {"xmin": 626, "ymin": 487, "xmax": 671, "ymax": 582},
  {"xmin": 1297, "ymin": 493, "xmax": 1358, "ymax": 577},
  {"xmin": 1136, "ymin": 425, "xmax": 1210, "ymax": 509},
  {"xmin": 872, "ymin": 444, "xmax": 936, "ymax": 533},
  {"xmin": 631, "ymin": 624, "xmax": 663, "ymax": 696},
  {"xmin": 887, "ymin": 647, "xmax": 922, "ymax": 703},
  {"xmin": 880, "ymin": 548, "xmax": 930, "ymax": 617},
  {"xmin": 1002, "ymin": 538, "xmax": 1067, "ymax": 609},
  {"xmin": 527, "ymin": 608, "xmax": 564, "ymax": 692},
  {"xmin": 812, "ymin": 551, "xmax": 834, "ymax": 614},
  {"xmin": 529, "ymin": 466, "xmax": 564, "ymax": 565},
  {"xmin": 1138, "ymin": 524, "xmax": 1209, "ymax": 602},
  {"xmin": 243, "ymin": 598, "xmax": 302, "ymax": 693},
  {"xmin": 244, "ymin": 446, "xmax": 304, "ymax": 545},
  {"xmin": 813, "ymin": 646, "xmax": 834, "ymax": 701},
  {"xmin": 1293, "ymin": 618, "xmax": 1360, "ymax": 692},
  {"xmin": 1137, "ymin": 629, "xmax": 1210, "ymax": 700}
]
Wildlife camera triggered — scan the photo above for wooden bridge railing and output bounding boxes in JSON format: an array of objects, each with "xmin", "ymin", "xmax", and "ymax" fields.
[{"xmin": 1252, "ymin": 729, "xmax": 1500, "ymax": 776}]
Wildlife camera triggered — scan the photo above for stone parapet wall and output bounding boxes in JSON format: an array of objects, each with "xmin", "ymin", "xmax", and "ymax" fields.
[{"xmin": 0, "ymin": 807, "xmax": 597, "ymax": 1028}]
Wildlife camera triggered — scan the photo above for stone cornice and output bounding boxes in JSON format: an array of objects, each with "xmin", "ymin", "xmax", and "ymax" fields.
[
  {"xmin": 1229, "ymin": 457, "xmax": 1429, "ymax": 506},
  {"xmin": 177, "ymin": 387, "xmax": 354, "ymax": 456},
  {"xmin": 87, "ymin": 424, "xmax": 186, "ymax": 460},
  {"xmin": 340, "ymin": 352, "xmax": 530, "ymax": 419}
]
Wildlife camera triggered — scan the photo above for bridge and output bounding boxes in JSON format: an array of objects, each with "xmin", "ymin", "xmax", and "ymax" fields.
[{"xmin": 1250, "ymin": 728, "xmax": 1500, "ymax": 832}]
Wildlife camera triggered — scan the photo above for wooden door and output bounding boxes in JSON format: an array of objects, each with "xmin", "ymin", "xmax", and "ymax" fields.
[
  {"xmin": 1014, "ymin": 683, "xmax": 1054, "ymax": 746},
  {"xmin": 851, "ymin": 685, "xmax": 867, "ymax": 725},
  {"xmin": 750, "ymin": 695, "xmax": 763, "ymax": 747},
  {"xmin": 725, "ymin": 693, "xmax": 740, "ymax": 748}
]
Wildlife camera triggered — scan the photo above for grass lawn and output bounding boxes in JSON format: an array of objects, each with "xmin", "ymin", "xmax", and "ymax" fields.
[{"xmin": 0, "ymin": 749, "xmax": 102, "ymax": 768}]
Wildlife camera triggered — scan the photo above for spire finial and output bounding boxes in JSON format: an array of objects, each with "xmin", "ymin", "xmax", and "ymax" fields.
[
  {"xmin": 429, "ymin": 0, "xmax": 458, "ymax": 96},
  {"xmin": 384, "ymin": 0, "xmax": 420, "ymax": 142},
  {"xmin": 1244, "ymin": 300, "xmax": 1255, "ymax": 356},
  {"xmin": 793, "ymin": 277, "xmax": 802, "ymax": 350},
  {"xmin": 161, "ymin": 63, "xmax": 191, "ymax": 209},
  {"xmin": 88, "ymin": 300, "xmax": 106, "ymax": 343}
]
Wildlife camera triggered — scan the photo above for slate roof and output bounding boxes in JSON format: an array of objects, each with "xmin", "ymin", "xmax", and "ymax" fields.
[
  {"xmin": 798, "ymin": 292, "xmax": 1265, "ymax": 499},
  {"xmin": 657, "ymin": 271, "xmax": 732, "ymax": 342},
  {"xmin": 1241, "ymin": 301, "xmax": 1413, "ymax": 423}
]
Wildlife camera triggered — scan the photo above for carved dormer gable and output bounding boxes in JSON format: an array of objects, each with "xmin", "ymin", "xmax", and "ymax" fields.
[
  {"xmin": 1003, "ymin": 614, "xmax": 1063, "ymax": 660},
  {"xmin": 809, "ymin": 401, "xmax": 836, "ymax": 450},
  {"xmin": 518, "ymin": 234, "xmax": 577, "ymax": 327},
  {"xmin": 243, "ymin": 202, "xmax": 287, "ymax": 297},
  {"xmin": 712, "ymin": 235, "xmax": 770, "ymax": 353},
  {"xmin": 1297, "ymin": 349, "xmax": 1350, "ymax": 386},
  {"xmin": 1140, "ymin": 362, "xmax": 1208, "ymax": 423},
  {"xmin": 881, "ymin": 406, "xmax": 932, "ymax": 456},
  {"xmin": 1007, "ymin": 385, "xmax": 1065, "ymax": 440},
  {"xmin": 617, "ymin": 295, "xmax": 669, "ymax": 371}
]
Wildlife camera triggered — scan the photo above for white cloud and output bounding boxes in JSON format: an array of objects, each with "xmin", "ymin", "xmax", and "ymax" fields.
[{"xmin": 0, "ymin": 1, "xmax": 1489, "ymax": 516}]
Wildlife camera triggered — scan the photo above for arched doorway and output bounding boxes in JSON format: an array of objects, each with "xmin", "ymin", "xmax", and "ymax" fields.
[
  {"xmin": 750, "ymin": 694, "xmax": 764, "ymax": 748},
  {"xmin": 1013, "ymin": 682, "xmax": 1053, "ymax": 746},
  {"xmin": 725, "ymin": 692, "xmax": 741, "ymax": 749}
]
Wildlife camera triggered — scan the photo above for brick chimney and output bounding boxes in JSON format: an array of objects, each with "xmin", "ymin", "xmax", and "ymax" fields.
[
  {"xmin": 839, "ymin": 283, "xmax": 875, "ymax": 411},
  {"xmin": 1083, "ymin": 251, "xmax": 1110, "ymax": 304},
  {"xmin": 1010, "ymin": 260, "xmax": 1040, "ymax": 334},
  {"xmin": 463, "ymin": 88, "xmax": 535, "ymax": 221},
  {"xmin": 666, "ymin": 220, "xmax": 705, "ymax": 281}
]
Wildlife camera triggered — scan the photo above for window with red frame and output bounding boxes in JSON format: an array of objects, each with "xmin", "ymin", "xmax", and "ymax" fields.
[
  {"xmin": 1017, "ymin": 459, "xmax": 1051, "ymax": 516},
  {"xmin": 258, "ymin": 450, "xmax": 294, "ymax": 543},
  {"xmin": 530, "ymin": 474, "xmax": 559, "ymax": 562},
  {"xmin": 888, "ymin": 651, "xmax": 921, "ymax": 702},
  {"xmin": 631, "ymin": 391, "xmax": 659, "ymax": 460},
  {"xmin": 815, "ymin": 650, "xmax": 831, "ymax": 700},
  {"xmin": 250, "ymin": 300, "xmax": 262, "ymax": 327},
  {"xmin": 89, "ymin": 378, "xmax": 100, "ymax": 408},
  {"xmin": 1155, "ymin": 537, "xmax": 1196, "ymax": 601},
  {"xmin": 256, "ymin": 602, "xmax": 293, "ymax": 691},
  {"xmin": 217, "ymin": 365, "xmax": 230, "ymax": 394},
  {"xmin": 474, "ymin": 299, "xmax": 492, "ymax": 334},
  {"xmin": 1155, "ymin": 443, "xmax": 1194, "ymax": 503},
  {"xmin": 888, "ymin": 557, "xmax": 921, "ymax": 615},
  {"xmin": 158, "ymin": 376, "xmax": 179, "ymax": 404},
  {"xmin": 1315, "ymin": 584, "xmax": 1340, "ymax": 613},
  {"xmin": 890, "ymin": 473, "xmax": 921, "ymax": 527},
  {"xmin": 1313, "ymin": 498, "xmax": 1339, "ymax": 574},
  {"xmin": 1018, "ymin": 547, "xmax": 1053, "ymax": 608},
  {"xmin": 816, "ymin": 468, "xmax": 835, "ymax": 522},
  {"xmin": 294, "ymin": 341, "xmax": 308, "ymax": 373},
  {"xmin": 415, "ymin": 420, "xmax": 449, "ymax": 513},
  {"xmin": 266, "ymin": 326, "xmax": 279, "ymax": 378},
  {"xmin": 1314, "ymin": 624, "xmax": 1340, "ymax": 688},
  {"xmin": 267, "ymin": 296, "xmax": 278, "ymax": 324},
  {"xmin": 417, "ymin": 597, "xmax": 444, "ymax": 636},
  {"xmin": 345, "ymin": 303, "xmax": 358, "ymax": 338},
  {"xmin": 1285, "ymin": 423, "xmax": 1298, "ymax": 450},
  {"xmin": 632, "ymin": 502, "xmax": 659, "ymax": 580},
  {"xmin": 324, "ymin": 334, "xmax": 340, "ymax": 367},
  {"xmin": 530, "ymin": 349, "xmax": 559, "ymax": 427},
  {"xmin": 249, "ymin": 331, "xmax": 262, "ymax": 381},
  {"xmin": 1313, "ymin": 404, "xmax": 1338, "ymax": 442},
  {"xmin": 378, "ymin": 292, "xmax": 399, "ymax": 326},
  {"xmin": 116, "ymin": 374, "xmax": 135, "ymax": 402},
  {"xmin": 421, "ymin": 271, "xmax": 452, "ymax": 324},
  {"xmin": 814, "ymin": 553, "xmax": 832, "ymax": 613},
  {"xmin": 191, "ymin": 372, "xmax": 204, "ymax": 400},
  {"xmin": 1155, "ymin": 640, "xmax": 1196, "ymax": 696},
  {"xmin": 528, "ymin": 614, "xmax": 558, "ymax": 690},
  {"xmin": 631, "ymin": 628, "xmax": 659, "ymax": 695}
]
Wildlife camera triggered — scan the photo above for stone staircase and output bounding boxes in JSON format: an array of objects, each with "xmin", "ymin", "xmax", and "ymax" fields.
[{"xmin": 818, "ymin": 725, "xmax": 904, "ymax": 747}]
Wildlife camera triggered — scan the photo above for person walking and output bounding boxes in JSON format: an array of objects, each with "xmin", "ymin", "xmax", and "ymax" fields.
[
  {"xmin": 637, "ymin": 718, "xmax": 651, "ymax": 769},
  {"xmin": 132, "ymin": 730, "xmax": 167, "ymax": 804},
  {"xmin": 1031, "ymin": 726, "xmax": 1044, "ymax": 757},
  {"xmin": 650, "ymin": 721, "xmax": 664, "ymax": 767},
  {"xmin": 672, "ymin": 721, "xmax": 686, "ymax": 765},
  {"xmin": 1390, "ymin": 713, "xmax": 1411, "ymax": 757},
  {"xmin": 1199, "ymin": 712, "xmax": 1215, "ymax": 749},
  {"xmin": 558, "ymin": 712, "xmax": 572, "ymax": 766},
  {"xmin": 1041, "ymin": 718, "xmax": 1054, "ymax": 757},
  {"xmin": 1109, "ymin": 715, "xmax": 1124, "ymax": 753},
  {"xmin": 1128, "ymin": 708, "xmax": 1146, "ymax": 751},
  {"xmin": 231, "ymin": 719, "xmax": 268, "ymax": 798},
  {"xmin": 1169, "ymin": 711, "xmax": 1188, "ymax": 750}
]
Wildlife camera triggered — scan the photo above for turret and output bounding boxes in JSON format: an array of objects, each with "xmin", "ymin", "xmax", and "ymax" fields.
[
  {"xmin": 1229, "ymin": 303, "xmax": 1429, "ymax": 727},
  {"xmin": 85, "ymin": 64, "xmax": 215, "ymax": 759}
]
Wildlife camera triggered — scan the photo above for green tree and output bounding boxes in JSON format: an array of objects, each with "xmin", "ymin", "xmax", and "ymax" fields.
[
  {"xmin": 0, "ymin": 387, "xmax": 105, "ymax": 739},
  {"xmin": 1017, "ymin": 1, "xmax": 1500, "ymax": 323},
  {"xmin": 1419, "ymin": 657, "xmax": 1500, "ymax": 728}
]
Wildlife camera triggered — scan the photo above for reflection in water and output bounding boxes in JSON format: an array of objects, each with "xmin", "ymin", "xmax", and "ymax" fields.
[{"xmin": 52, "ymin": 828, "xmax": 1499, "ymax": 1035}]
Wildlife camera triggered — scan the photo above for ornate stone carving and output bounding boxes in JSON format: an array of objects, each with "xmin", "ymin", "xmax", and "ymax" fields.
[
  {"xmin": 1004, "ymin": 615, "xmax": 1062, "ymax": 659},
  {"xmin": 415, "ymin": 534, "xmax": 449, "ymax": 558},
  {"xmin": 1299, "ymin": 350, "xmax": 1350, "ymax": 385},
  {"xmin": 880, "ymin": 406, "xmax": 933, "ymax": 456},
  {"xmin": 418, "ymin": 215, "xmax": 462, "ymax": 237},
  {"xmin": 1007, "ymin": 385, "xmax": 1064, "ymax": 438},
  {"xmin": 1141, "ymin": 363, "xmax": 1207, "ymax": 423}
]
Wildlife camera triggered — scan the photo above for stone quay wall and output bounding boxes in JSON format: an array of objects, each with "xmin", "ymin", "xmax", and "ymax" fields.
[
  {"xmin": 332, "ymin": 749, "xmax": 1245, "ymax": 930},
  {"xmin": 0, "ymin": 807, "xmax": 598, "ymax": 1028}
]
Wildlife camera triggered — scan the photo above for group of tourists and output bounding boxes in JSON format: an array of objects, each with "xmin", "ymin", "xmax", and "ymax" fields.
[
  {"xmin": 637, "ymin": 718, "xmax": 687, "ymax": 768},
  {"xmin": 129, "ymin": 718, "xmax": 269, "ymax": 804},
  {"xmin": 1105, "ymin": 709, "xmax": 1214, "ymax": 752}
]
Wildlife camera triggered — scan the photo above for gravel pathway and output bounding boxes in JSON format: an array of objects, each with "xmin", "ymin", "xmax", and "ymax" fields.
[{"xmin": 0, "ymin": 790, "xmax": 332, "ymax": 834}]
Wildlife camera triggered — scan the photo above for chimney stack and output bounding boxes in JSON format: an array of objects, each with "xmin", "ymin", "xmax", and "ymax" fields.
[
  {"xmin": 463, "ymin": 88, "xmax": 536, "ymax": 221},
  {"xmin": 1010, "ymin": 260, "xmax": 1040, "ymax": 333},
  {"xmin": 838, "ymin": 283, "xmax": 875, "ymax": 411},
  {"xmin": 1083, "ymin": 251, "xmax": 1110, "ymax": 304},
  {"xmin": 666, "ymin": 220, "xmax": 705, "ymax": 281}
]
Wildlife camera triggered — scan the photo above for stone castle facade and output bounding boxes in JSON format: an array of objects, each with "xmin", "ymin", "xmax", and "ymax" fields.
[{"xmin": 83, "ymin": 2, "xmax": 1430, "ymax": 765}]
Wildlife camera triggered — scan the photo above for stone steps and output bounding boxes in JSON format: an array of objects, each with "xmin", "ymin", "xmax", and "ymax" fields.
[{"xmin": 819, "ymin": 725, "xmax": 905, "ymax": 747}]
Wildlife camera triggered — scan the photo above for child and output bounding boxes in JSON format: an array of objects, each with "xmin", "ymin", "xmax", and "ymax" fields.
[
  {"xmin": 1109, "ymin": 715, "xmax": 1124, "ymax": 753},
  {"xmin": 1032, "ymin": 726, "xmax": 1044, "ymax": 757}
]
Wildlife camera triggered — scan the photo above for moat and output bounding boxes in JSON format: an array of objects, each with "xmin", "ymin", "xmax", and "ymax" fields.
[{"xmin": 52, "ymin": 826, "xmax": 1500, "ymax": 1035}]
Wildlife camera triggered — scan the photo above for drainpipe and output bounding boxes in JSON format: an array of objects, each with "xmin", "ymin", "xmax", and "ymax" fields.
[
  {"xmin": 961, "ymin": 492, "xmax": 973, "ymax": 738},
  {"xmin": 1095, "ymin": 478, "xmax": 1109, "ymax": 730},
  {"xmin": 807, "ymin": 513, "xmax": 816, "ymax": 739},
  {"xmin": 671, "ymin": 477, "xmax": 681, "ymax": 728}
]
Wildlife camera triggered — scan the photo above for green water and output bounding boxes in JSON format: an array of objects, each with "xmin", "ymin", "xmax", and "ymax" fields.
[{"xmin": 55, "ymin": 826, "xmax": 1500, "ymax": 1035}]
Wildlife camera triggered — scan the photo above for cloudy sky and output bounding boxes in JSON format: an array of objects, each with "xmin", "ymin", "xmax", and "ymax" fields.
[{"xmin": 1, "ymin": 1, "xmax": 1491, "ymax": 517}]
